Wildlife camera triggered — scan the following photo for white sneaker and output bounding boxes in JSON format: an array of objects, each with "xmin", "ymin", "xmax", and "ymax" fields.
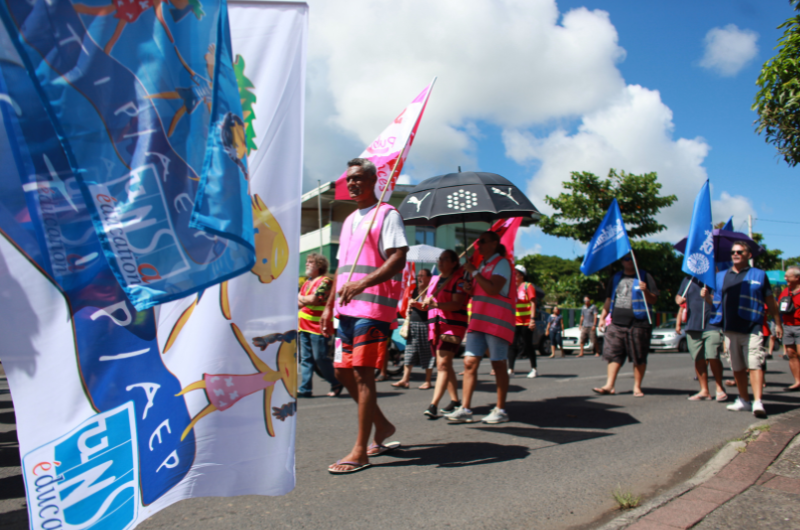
[
  {"xmin": 482, "ymin": 407, "xmax": 510, "ymax": 424},
  {"xmin": 507, "ymin": 369, "xmax": 513, "ymax": 375},
  {"xmin": 727, "ymin": 397, "xmax": 752, "ymax": 412},
  {"xmin": 527, "ymin": 369, "xmax": 538, "ymax": 379},
  {"xmin": 752, "ymin": 400, "xmax": 767, "ymax": 419},
  {"xmin": 445, "ymin": 407, "xmax": 475, "ymax": 423}
]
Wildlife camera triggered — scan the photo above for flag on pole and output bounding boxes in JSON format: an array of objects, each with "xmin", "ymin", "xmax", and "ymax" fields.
[
  {"xmin": 722, "ymin": 216, "xmax": 734, "ymax": 231},
  {"xmin": 716, "ymin": 216, "xmax": 734, "ymax": 271},
  {"xmin": 398, "ymin": 262, "xmax": 417, "ymax": 318},
  {"xmin": 580, "ymin": 199, "xmax": 632, "ymax": 275},
  {"xmin": 468, "ymin": 217, "xmax": 523, "ymax": 267},
  {"xmin": 681, "ymin": 180, "xmax": 716, "ymax": 289},
  {"xmin": 334, "ymin": 80, "xmax": 435, "ymax": 202}
]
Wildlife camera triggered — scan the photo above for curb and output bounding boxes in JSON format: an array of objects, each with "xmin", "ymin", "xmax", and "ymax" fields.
[{"xmin": 598, "ymin": 412, "xmax": 800, "ymax": 530}]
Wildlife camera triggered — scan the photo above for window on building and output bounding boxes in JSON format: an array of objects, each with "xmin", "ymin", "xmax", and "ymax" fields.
[
  {"xmin": 415, "ymin": 226, "xmax": 436, "ymax": 246},
  {"xmin": 454, "ymin": 227, "xmax": 485, "ymax": 255}
]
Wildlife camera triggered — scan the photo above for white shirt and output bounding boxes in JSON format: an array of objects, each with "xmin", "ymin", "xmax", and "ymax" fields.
[
  {"xmin": 337, "ymin": 204, "xmax": 408, "ymax": 262},
  {"xmin": 479, "ymin": 253, "xmax": 511, "ymax": 298}
]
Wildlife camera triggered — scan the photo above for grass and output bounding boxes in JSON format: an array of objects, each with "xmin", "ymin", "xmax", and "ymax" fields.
[
  {"xmin": 612, "ymin": 487, "xmax": 641, "ymax": 510},
  {"xmin": 750, "ymin": 424, "xmax": 771, "ymax": 434}
]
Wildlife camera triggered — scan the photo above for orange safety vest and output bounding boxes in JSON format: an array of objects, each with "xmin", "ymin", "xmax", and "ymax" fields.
[
  {"xmin": 515, "ymin": 282, "xmax": 535, "ymax": 326},
  {"xmin": 299, "ymin": 275, "xmax": 327, "ymax": 334}
]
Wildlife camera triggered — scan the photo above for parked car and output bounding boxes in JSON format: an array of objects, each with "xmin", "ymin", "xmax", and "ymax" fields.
[
  {"xmin": 562, "ymin": 325, "xmax": 605, "ymax": 353},
  {"xmin": 649, "ymin": 319, "xmax": 687, "ymax": 352}
]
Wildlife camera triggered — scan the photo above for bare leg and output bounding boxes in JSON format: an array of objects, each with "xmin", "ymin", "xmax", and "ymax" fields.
[
  {"xmin": 708, "ymin": 359, "xmax": 725, "ymax": 394},
  {"xmin": 786, "ymin": 345, "xmax": 800, "ymax": 389},
  {"xmin": 461, "ymin": 356, "xmax": 481, "ymax": 410},
  {"xmin": 693, "ymin": 358, "xmax": 710, "ymax": 396},
  {"xmin": 733, "ymin": 369, "xmax": 750, "ymax": 402},
  {"xmin": 596, "ymin": 362, "xmax": 622, "ymax": 393},
  {"xmin": 431, "ymin": 351, "xmax": 457, "ymax": 406},
  {"xmin": 334, "ymin": 367, "xmax": 395, "ymax": 448},
  {"xmin": 491, "ymin": 360, "xmax": 509, "ymax": 409},
  {"xmin": 632, "ymin": 364, "xmax": 646, "ymax": 396},
  {"xmin": 419, "ymin": 368, "xmax": 433, "ymax": 389},
  {"xmin": 392, "ymin": 365, "xmax": 411, "ymax": 387},
  {"xmin": 549, "ymin": 342, "xmax": 555, "ymax": 358},
  {"xmin": 447, "ymin": 366, "xmax": 459, "ymax": 401},
  {"xmin": 750, "ymin": 369, "xmax": 764, "ymax": 402}
]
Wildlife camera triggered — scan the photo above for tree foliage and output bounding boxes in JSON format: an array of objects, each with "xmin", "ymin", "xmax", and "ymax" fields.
[
  {"xmin": 753, "ymin": 0, "xmax": 800, "ymax": 167},
  {"xmin": 751, "ymin": 232, "xmax": 784, "ymax": 271},
  {"xmin": 539, "ymin": 170, "xmax": 677, "ymax": 244}
]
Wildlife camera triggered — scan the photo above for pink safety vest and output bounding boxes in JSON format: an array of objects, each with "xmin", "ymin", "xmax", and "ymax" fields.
[
  {"xmin": 468, "ymin": 254, "xmax": 516, "ymax": 343},
  {"xmin": 427, "ymin": 269, "xmax": 469, "ymax": 341},
  {"xmin": 335, "ymin": 203, "xmax": 402, "ymax": 322}
]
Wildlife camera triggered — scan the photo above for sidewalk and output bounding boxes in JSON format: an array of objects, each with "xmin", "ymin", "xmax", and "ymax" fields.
[{"xmin": 612, "ymin": 409, "xmax": 800, "ymax": 530}]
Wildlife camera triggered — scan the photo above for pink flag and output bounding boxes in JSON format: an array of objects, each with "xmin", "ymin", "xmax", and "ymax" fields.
[
  {"xmin": 334, "ymin": 79, "xmax": 436, "ymax": 201},
  {"xmin": 468, "ymin": 217, "xmax": 524, "ymax": 267}
]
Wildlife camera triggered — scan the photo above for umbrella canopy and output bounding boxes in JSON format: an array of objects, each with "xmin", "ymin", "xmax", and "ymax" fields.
[
  {"xmin": 407, "ymin": 244, "xmax": 445, "ymax": 263},
  {"xmin": 397, "ymin": 172, "xmax": 541, "ymax": 226},
  {"xmin": 674, "ymin": 229, "xmax": 765, "ymax": 260}
]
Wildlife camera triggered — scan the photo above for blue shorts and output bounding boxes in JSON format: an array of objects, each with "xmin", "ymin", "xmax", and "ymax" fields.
[{"xmin": 464, "ymin": 331, "xmax": 510, "ymax": 362}]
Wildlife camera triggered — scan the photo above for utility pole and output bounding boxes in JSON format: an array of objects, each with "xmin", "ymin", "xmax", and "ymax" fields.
[{"xmin": 317, "ymin": 179, "xmax": 323, "ymax": 254}]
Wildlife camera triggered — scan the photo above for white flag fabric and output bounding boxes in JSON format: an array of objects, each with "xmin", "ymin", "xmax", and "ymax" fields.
[{"xmin": 0, "ymin": 2, "xmax": 306, "ymax": 529}]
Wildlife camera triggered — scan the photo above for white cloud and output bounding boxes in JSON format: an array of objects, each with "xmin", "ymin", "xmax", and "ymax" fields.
[
  {"xmin": 699, "ymin": 24, "xmax": 759, "ymax": 77},
  {"xmin": 712, "ymin": 192, "xmax": 755, "ymax": 230},
  {"xmin": 395, "ymin": 173, "xmax": 414, "ymax": 185},
  {"xmin": 304, "ymin": 0, "xmax": 626, "ymax": 188}
]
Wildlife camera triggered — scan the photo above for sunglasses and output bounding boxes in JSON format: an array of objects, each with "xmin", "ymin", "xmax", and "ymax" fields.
[
  {"xmin": 731, "ymin": 250, "xmax": 747, "ymax": 255},
  {"xmin": 622, "ymin": 256, "xmax": 632, "ymax": 262}
]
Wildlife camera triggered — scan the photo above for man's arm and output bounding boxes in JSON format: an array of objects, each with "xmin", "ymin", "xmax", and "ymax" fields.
[
  {"xmin": 321, "ymin": 273, "xmax": 337, "ymax": 338},
  {"xmin": 592, "ymin": 309, "xmax": 597, "ymax": 328},
  {"xmin": 639, "ymin": 276, "xmax": 658, "ymax": 305},
  {"xmin": 598, "ymin": 298, "xmax": 611, "ymax": 330},
  {"xmin": 579, "ymin": 314, "xmax": 585, "ymax": 327},
  {"xmin": 337, "ymin": 246, "xmax": 408, "ymax": 305},
  {"xmin": 766, "ymin": 293, "xmax": 783, "ymax": 339}
]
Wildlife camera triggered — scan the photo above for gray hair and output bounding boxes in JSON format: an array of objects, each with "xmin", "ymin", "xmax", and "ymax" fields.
[
  {"xmin": 347, "ymin": 158, "xmax": 377, "ymax": 179},
  {"xmin": 305, "ymin": 252, "xmax": 329, "ymax": 275},
  {"xmin": 787, "ymin": 266, "xmax": 800, "ymax": 279}
]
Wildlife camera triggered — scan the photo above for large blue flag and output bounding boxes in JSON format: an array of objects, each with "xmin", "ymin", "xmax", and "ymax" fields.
[
  {"xmin": 681, "ymin": 180, "xmax": 716, "ymax": 289},
  {"xmin": 580, "ymin": 199, "xmax": 632, "ymax": 275},
  {"xmin": 715, "ymin": 216, "xmax": 734, "ymax": 270},
  {"xmin": 0, "ymin": 0, "xmax": 255, "ymax": 310}
]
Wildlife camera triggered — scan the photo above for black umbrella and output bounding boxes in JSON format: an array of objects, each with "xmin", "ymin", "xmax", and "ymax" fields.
[{"xmin": 398, "ymin": 171, "xmax": 541, "ymax": 226}]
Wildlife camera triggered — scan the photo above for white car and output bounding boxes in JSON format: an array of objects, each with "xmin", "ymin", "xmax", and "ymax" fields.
[
  {"xmin": 649, "ymin": 319, "xmax": 687, "ymax": 352},
  {"xmin": 561, "ymin": 326, "xmax": 604, "ymax": 353}
]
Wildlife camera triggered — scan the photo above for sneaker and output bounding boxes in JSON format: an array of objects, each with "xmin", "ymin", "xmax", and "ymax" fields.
[
  {"xmin": 527, "ymin": 369, "xmax": 538, "ymax": 379},
  {"xmin": 727, "ymin": 397, "xmax": 752, "ymax": 412},
  {"xmin": 752, "ymin": 400, "xmax": 767, "ymax": 418},
  {"xmin": 424, "ymin": 404, "xmax": 439, "ymax": 419},
  {"xmin": 441, "ymin": 400, "xmax": 461, "ymax": 414},
  {"xmin": 445, "ymin": 407, "xmax": 475, "ymax": 423},
  {"xmin": 482, "ymin": 407, "xmax": 509, "ymax": 424}
]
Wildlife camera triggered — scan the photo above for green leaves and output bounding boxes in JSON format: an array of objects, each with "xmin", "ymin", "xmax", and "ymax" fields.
[{"xmin": 539, "ymin": 169, "xmax": 677, "ymax": 244}]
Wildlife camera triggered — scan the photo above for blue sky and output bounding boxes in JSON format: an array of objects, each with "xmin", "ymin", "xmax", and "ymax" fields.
[{"xmin": 302, "ymin": 0, "xmax": 799, "ymax": 261}]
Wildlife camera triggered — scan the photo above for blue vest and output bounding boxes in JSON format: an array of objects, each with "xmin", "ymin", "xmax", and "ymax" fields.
[
  {"xmin": 610, "ymin": 270, "xmax": 652, "ymax": 321},
  {"xmin": 709, "ymin": 268, "xmax": 766, "ymax": 326}
]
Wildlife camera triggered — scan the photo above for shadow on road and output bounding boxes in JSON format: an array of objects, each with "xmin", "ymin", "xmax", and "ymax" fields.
[
  {"xmin": 505, "ymin": 396, "xmax": 640, "ymax": 431},
  {"xmin": 472, "ymin": 425, "xmax": 611, "ymax": 444},
  {"xmin": 376, "ymin": 441, "xmax": 529, "ymax": 468}
]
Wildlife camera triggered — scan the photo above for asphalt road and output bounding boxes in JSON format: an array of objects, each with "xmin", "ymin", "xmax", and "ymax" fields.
[{"xmin": 2, "ymin": 351, "xmax": 799, "ymax": 530}]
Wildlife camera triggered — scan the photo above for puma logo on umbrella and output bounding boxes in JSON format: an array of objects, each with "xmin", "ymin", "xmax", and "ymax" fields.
[
  {"xmin": 491, "ymin": 187, "xmax": 519, "ymax": 205},
  {"xmin": 407, "ymin": 192, "xmax": 430, "ymax": 212}
]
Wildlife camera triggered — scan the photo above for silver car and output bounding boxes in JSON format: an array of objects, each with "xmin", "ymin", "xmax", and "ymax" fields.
[{"xmin": 649, "ymin": 319, "xmax": 687, "ymax": 352}]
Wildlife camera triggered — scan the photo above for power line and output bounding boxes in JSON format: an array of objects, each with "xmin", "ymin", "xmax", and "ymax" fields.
[{"xmin": 755, "ymin": 218, "xmax": 800, "ymax": 225}]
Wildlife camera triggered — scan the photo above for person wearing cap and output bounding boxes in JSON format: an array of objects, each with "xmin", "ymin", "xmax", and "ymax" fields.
[
  {"xmin": 593, "ymin": 254, "xmax": 659, "ymax": 397},
  {"xmin": 508, "ymin": 264, "xmax": 538, "ymax": 378}
]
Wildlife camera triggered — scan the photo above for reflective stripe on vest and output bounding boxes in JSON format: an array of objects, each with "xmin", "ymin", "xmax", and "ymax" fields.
[
  {"xmin": 427, "ymin": 271, "xmax": 468, "ymax": 341},
  {"xmin": 299, "ymin": 276, "xmax": 326, "ymax": 334},
  {"xmin": 335, "ymin": 203, "xmax": 402, "ymax": 322},
  {"xmin": 515, "ymin": 282, "xmax": 533, "ymax": 325},
  {"xmin": 468, "ymin": 254, "xmax": 516, "ymax": 343}
]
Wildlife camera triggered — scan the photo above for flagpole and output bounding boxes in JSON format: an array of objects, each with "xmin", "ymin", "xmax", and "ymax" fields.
[
  {"xmin": 629, "ymin": 249, "xmax": 653, "ymax": 325},
  {"xmin": 345, "ymin": 142, "xmax": 409, "ymax": 284}
]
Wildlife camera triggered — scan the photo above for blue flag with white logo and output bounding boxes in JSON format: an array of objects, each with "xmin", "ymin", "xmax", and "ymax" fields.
[
  {"xmin": 681, "ymin": 180, "xmax": 716, "ymax": 289},
  {"xmin": 0, "ymin": 0, "xmax": 255, "ymax": 311},
  {"xmin": 580, "ymin": 199, "xmax": 632, "ymax": 276}
]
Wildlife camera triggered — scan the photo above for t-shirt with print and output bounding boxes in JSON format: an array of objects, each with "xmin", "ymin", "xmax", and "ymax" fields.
[
  {"xmin": 478, "ymin": 253, "xmax": 511, "ymax": 298},
  {"xmin": 606, "ymin": 272, "xmax": 659, "ymax": 328},
  {"xmin": 580, "ymin": 305, "xmax": 597, "ymax": 328},
  {"xmin": 336, "ymin": 204, "xmax": 408, "ymax": 262},
  {"xmin": 548, "ymin": 314, "xmax": 563, "ymax": 332}
]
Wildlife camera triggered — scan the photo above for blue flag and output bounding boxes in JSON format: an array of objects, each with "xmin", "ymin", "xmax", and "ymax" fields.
[
  {"xmin": 580, "ymin": 199, "xmax": 632, "ymax": 276},
  {"xmin": 722, "ymin": 216, "xmax": 733, "ymax": 231},
  {"xmin": 681, "ymin": 180, "xmax": 716, "ymax": 289},
  {"xmin": 0, "ymin": 0, "xmax": 255, "ymax": 311},
  {"xmin": 715, "ymin": 216, "xmax": 734, "ymax": 271}
]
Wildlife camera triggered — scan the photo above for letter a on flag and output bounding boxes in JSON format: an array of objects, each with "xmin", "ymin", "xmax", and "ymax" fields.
[
  {"xmin": 580, "ymin": 199, "xmax": 632, "ymax": 276},
  {"xmin": 681, "ymin": 180, "xmax": 716, "ymax": 289},
  {"xmin": 334, "ymin": 79, "xmax": 436, "ymax": 201}
]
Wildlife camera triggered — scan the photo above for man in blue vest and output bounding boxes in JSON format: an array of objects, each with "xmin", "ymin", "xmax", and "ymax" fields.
[
  {"xmin": 700, "ymin": 241, "xmax": 782, "ymax": 418},
  {"xmin": 593, "ymin": 254, "xmax": 658, "ymax": 397}
]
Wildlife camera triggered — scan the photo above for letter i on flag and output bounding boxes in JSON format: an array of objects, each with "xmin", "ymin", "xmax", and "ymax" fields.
[
  {"xmin": 580, "ymin": 199, "xmax": 632, "ymax": 276},
  {"xmin": 682, "ymin": 180, "xmax": 716, "ymax": 290},
  {"xmin": 334, "ymin": 78, "xmax": 436, "ymax": 202}
]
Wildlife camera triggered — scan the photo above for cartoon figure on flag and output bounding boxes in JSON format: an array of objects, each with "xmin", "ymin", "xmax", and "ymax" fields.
[{"xmin": 334, "ymin": 79, "xmax": 436, "ymax": 202}]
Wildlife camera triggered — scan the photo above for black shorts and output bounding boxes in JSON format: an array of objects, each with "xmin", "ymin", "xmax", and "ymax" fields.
[{"xmin": 602, "ymin": 323, "xmax": 651, "ymax": 366}]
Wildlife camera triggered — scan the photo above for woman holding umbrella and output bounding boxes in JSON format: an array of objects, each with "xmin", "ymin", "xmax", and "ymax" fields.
[{"xmin": 423, "ymin": 250, "xmax": 469, "ymax": 418}]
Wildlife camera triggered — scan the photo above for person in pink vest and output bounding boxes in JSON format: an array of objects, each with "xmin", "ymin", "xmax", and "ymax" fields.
[
  {"xmin": 321, "ymin": 158, "xmax": 409, "ymax": 474},
  {"xmin": 446, "ymin": 231, "xmax": 515, "ymax": 424}
]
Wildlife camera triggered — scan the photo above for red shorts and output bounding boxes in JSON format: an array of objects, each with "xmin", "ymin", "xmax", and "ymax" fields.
[{"xmin": 334, "ymin": 316, "xmax": 390, "ymax": 369}]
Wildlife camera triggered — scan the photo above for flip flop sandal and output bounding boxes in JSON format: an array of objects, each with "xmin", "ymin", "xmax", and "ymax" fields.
[
  {"xmin": 328, "ymin": 460, "xmax": 372, "ymax": 475},
  {"xmin": 688, "ymin": 394, "xmax": 711, "ymax": 401},
  {"xmin": 367, "ymin": 441, "xmax": 401, "ymax": 457},
  {"xmin": 327, "ymin": 385, "xmax": 344, "ymax": 397},
  {"xmin": 716, "ymin": 392, "xmax": 729, "ymax": 402},
  {"xmin": 633, "ymin": 392, "xmax": 645, "ymax": 398},
  {"xmin": 592, "ymin": 387, "xmax": 615, "ymax": 395}
]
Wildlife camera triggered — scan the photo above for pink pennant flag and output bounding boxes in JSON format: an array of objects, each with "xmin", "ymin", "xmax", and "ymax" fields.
[{"xmin": 334, "ymin": 79, "xmax": 436, "ymax": 201}]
